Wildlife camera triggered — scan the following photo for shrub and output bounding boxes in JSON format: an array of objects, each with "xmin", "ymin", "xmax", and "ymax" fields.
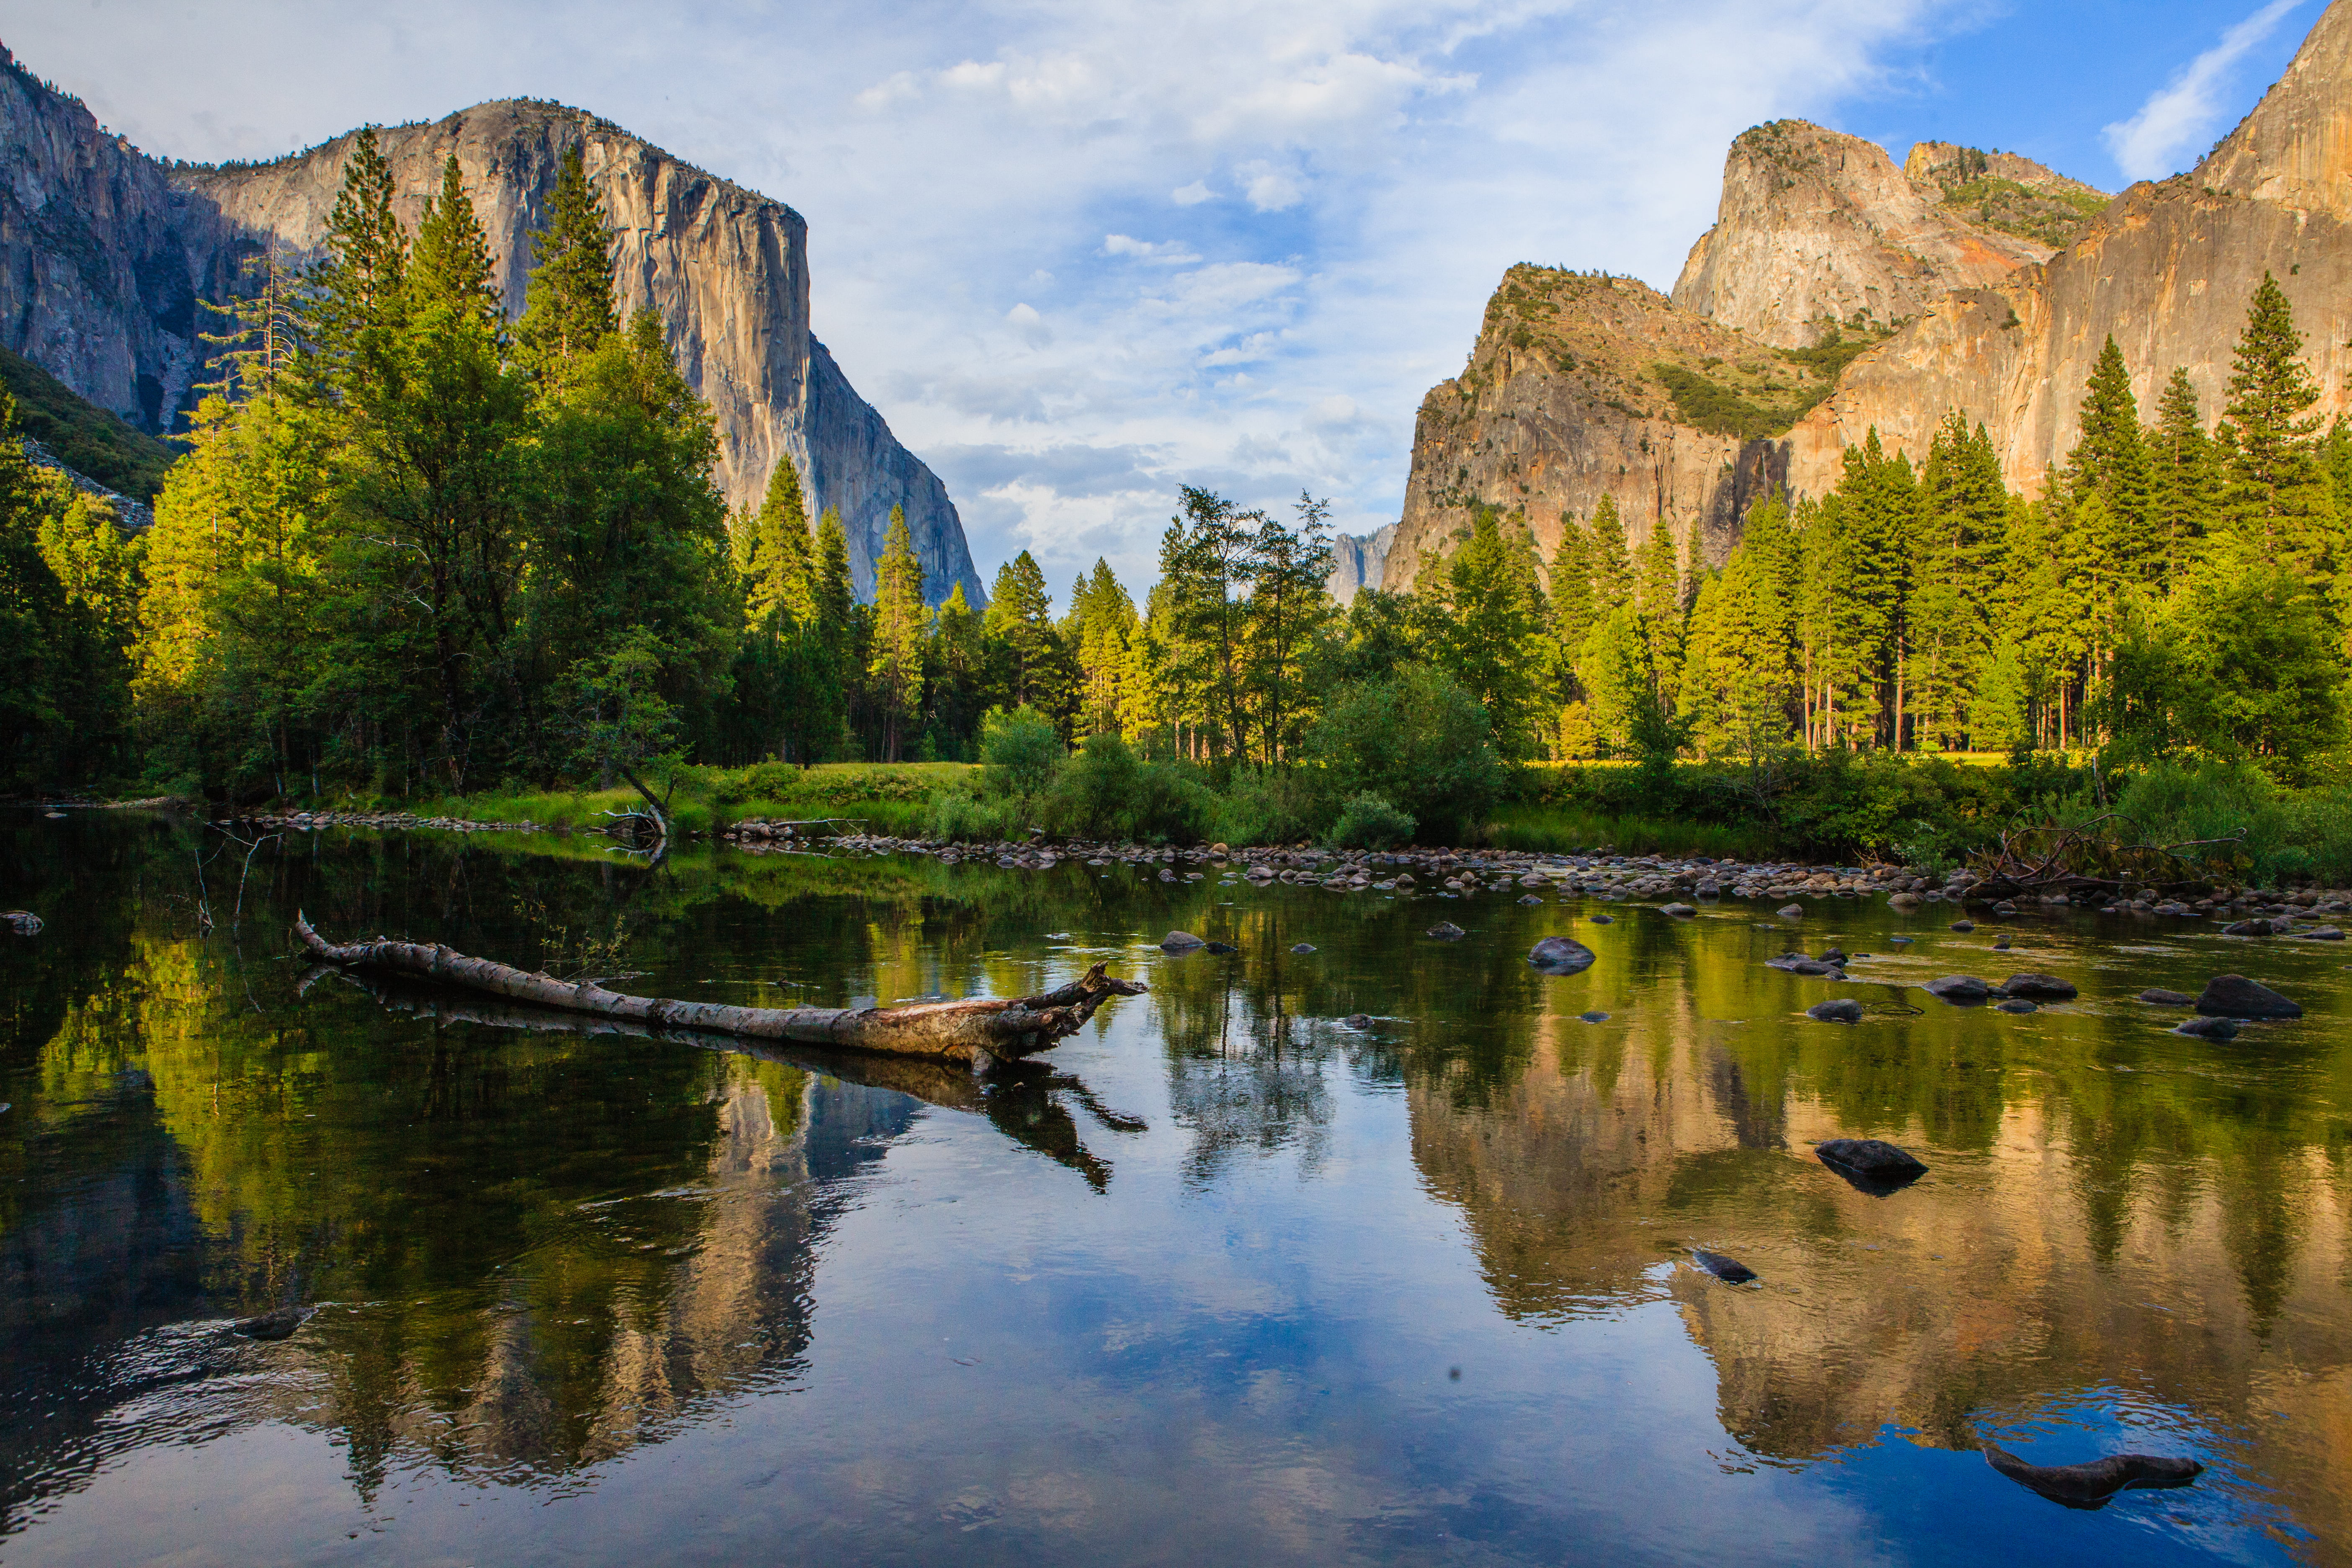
[
  {"xmin": 1040, "ymin": 732, "xmax": 1215, "ymax": 843},
  {"xmin": 1213, "ymin": 770, "xmax": 1326, "ymax": 846},
  {"xmin": 1305, "ymin": 663, "xmax": 1503, "ymax": 844},
  {"xmin": 980, "ymin": 706, "xmax": 1063, "ymax": 797},
  {"xmin": 1329, "ymin": 792, "xmax": 1415, "ymax": 849}
]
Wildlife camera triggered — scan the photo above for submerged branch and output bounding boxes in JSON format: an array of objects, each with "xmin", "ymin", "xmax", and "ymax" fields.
[{"xmin": 292, "ymin": 913, "xmax": 1146, "ymax": 1064}]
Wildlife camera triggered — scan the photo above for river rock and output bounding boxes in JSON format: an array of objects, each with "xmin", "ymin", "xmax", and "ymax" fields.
[
  {"xmin": 1518, "ymin": 894, "xmax": 1544, "ymax": 905},
  {"xmin": 1690, "ymin": 1248, "xmax": 1756, "ymax": 1284},
  {"xmin": 1578, "ymin": 1010, "xmax": 1610, "ymax": 1023},
  {"xmin": 232, "ymin": 1305, "xmax": 309, "ymax": 1342},
  {"xmin": 1203, "ymin": 941, "xmax": 1238, "ymax": 954},
  {"xmin": 1661, "ymin": 903, "xmax": 1696, "ymax": 918},
  {"xmin": 2195, "ymin": 974, "xmax": 2303, "ymax": 1019},
  {"xmin": 1342, "ymin": 1014, "xmax": 1372, "ymax": 1029},
  {"xmin": 1983, "ymin": 1447, "xmax": 2202, "ymax": 1508},
  {"xmin": 2174, "ymin": 1015, "xmax": 2241, "ymax": 1041},
  {"xmin": 1996, "ymin": 998, "xmax": 2037, "ymax": 1014},
  {"xmin": 1888, "ymin": 892, "xmax": 1924, "ymax": 910},
  {"xmin": 2, "ymin": 910, "xmax": 41, "ymax": 936},
  {"xmin": 2138, "ymin": 988, "xmax": 2194, "ymax": 1006},
  {"xmin": 1291, "ymin": 942, "xmax": 1316, "ymax": 954},
  {"xmin": 1426, "ymin": 921, "xmax": 1467, "ymax": 940},
  {"xmin": 2001, "ymin": 974, "xmax": 2077, "ymax": 1000},
  {"xmin": 1950, "ymin": 919, "xmax": 1976, "ymax": 932},
  {"xmin": 1778, "ymin": 904, "xmax": 1805, "ymax": 919},
  {"xmin": 1528, "ymin": 935, "xmax": 1597, "ymax": 973},
  {"xmin": 1922, "ymin": 975, "xmax": 1990, "ymax": 1004},
  {"xmin": 1807, "ymin": 998, "xmax": 1864, "ymax": 1023},
  {"xmin": 2222, "ymin": 917, "xmax": 2280, "ymax": 936},
  {"xmin": 1160, "ymin": 931, "xmax": 1206, "ymax": 952},
  {"xmin": 1816, "ymin": 1137, "xmax": 1929, "ymax": 1193},
  {"xmin": 2297, "ymin": 925, "xmax": 2344, "ymax": 940},
  {"xmin": 1767, "ymin": 955, "xmax": 1844, "ymax": 976},
  {"xmin": 1590, "ymin": 913, "xmax": 1614, "ymax": 925}
]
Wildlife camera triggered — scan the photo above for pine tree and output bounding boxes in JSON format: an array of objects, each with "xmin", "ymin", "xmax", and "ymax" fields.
[
  {"xmin": 1586, "ymin": 494, "xmax": 1634, "ymax": 605},
  {"xmin": 1424, "ymin": 506, "xmax": 1547, "ymax": 757},
  {"xmin": 2147, "ymin": 367, "xmax": 2220, "ymax": 575},
  {"xmin": 868, "ymin": 506, "xmax": 929, "ymax": 760},
  {"xmin": 1913, "ymin": 415, "xmax": 2005, "ymax": 747},
  {"xmin": 517, "ymin": 145, "xmax": 618, "ymax": 375},
  {"xmin": 307, "ymin": 127, "xmax": 406, "ymax": 375},
  {"xmin": 2066, "ymin": 337, "xmax": 2153, "ymax": 527},
  {"xmin": 741, "ymin": 456, "xmax": 814, "ymax": 628},
  {"xmin": 1244, "ymin": 493, "xmax": 1337, "ymax": 764},
  {"xmin": 983, "ymin": 550, "xmax": 1059, "ymax": 713},
  {"xmin": 2216, "ymin": 273, "xmax": 2331, "ymax": 577},
  {"xmin": 410, "ymin": 156, "xmax": 503, "ymax": 330},
  {"xmin": 1635, "ymin": 521, "xmax": 1684, "ymax": 700}
]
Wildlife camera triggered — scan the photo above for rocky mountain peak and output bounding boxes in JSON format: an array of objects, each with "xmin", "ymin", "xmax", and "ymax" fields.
[
  {"xmin": 2200, "ymin": 0, "xmax": 2352, "ymax": 217},
  {"xmin": 1670, "ymin": 119, "xmax": 2050, "ymax": 349},
  {"xmin": 1903, "ymin": 141, "xmax": 2111, "ymax": 251}
]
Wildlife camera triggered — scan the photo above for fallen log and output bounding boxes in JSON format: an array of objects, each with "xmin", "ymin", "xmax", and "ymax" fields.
[{"xmin": 293, "ymin": 913, "xmax": 1145, "ymax": 1065}]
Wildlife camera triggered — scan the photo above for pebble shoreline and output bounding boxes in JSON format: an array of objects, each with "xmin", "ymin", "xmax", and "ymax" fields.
[{"xmin": 216, "ymin": 808, "xmax": 2352, "ymax": 929}]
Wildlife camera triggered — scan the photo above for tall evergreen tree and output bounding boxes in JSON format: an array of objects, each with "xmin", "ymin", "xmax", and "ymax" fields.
[
  {"xmin": 1635, "ymin": 520, "xmax": 1684, "ymax": 700},
  {"xmin": 983, "ymin": 550, "xmax": 1060, "ymax": 714},
  {"xmin": 2147, "ymin": 367, "xmax": 2221, "ymax": 575},
  {"xmin": 2216, "ymin": 273, "xmax": 2332, "ymax": 578},
  {"xmin": 1243, "ymin": 493, "xmax": 1337, "ymax": 765},
  {"xmin": 1586, "ymin": 494, "xmax": 1634, "ymax": 606},
  {"xmin": 740, "ymin": 456, "xmax": 815, "ymax": 627},
  {"xmin": 517, "ymin": 145, "xmax": 618, "ymax": 374},
  {"xmin": 868, "ymin": 506, "xmax": 929, "ymax": 760}
]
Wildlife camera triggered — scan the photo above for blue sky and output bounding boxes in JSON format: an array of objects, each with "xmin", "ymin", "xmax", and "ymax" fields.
[{"xmin": 9, "ymin": 0, "xmax": 2320, "ymax": 594}]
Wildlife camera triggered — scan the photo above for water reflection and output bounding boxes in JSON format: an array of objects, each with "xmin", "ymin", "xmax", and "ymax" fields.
[{"xmin": 3, "ymin": 812, "xmax": 2349, "ymax": 1565}]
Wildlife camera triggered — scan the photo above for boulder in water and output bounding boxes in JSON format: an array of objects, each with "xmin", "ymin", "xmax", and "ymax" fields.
[
  {"xmin": 232, "ymin": 1305, "xmax": 309, "ymax": 1342},
  {"xmin": 1922, "ymin": 975, "xmax": 1991, "ymax": 1004},
  {"xmin": 1426, "ymin": 921, "xmax": 1467, "ymax": 940},
  {"xmin": 1996, "ymin": 998, "xmax": 2037, "ymax": 1014},
  {"xmin": 2001, "ymin": 974, "xmax": 2077, "ymax": 1000},
  {"xmin": 1160, "ymin": 931, "xmax": 1206, "ymax": 952},
  {"xmin": 1527, "ymin": 934, "xmax": 1596, "ymax": 973},
  {"xmin": 1290, "ymin": 942, "xmax": 1316, "ymax": 954},
  {"xmin": 2, "ymin": 910, "xmax": 41, "ymax": 936},
  {"xmin": 1816, "ymin": 1137, "xmax": 1928, "ymax": 1194},
  {"xmin": 1202, "ymin": 941, "xmax": 1239, "ymax": 954},
  {"xmin": 2138, "ymin": 988, "xmax": 2193, "ymax": 1006},
  {"xmin": 1983, "ymin": 1447, "xmax": 2201, "ymax": 1509},
  {"xmin": 1578, "ymin": 1011, "xmax": 1610, "ymax": 1023},
  {"xmin": 1341, "ymin": 1013, "xmax": 1372, "ymax": 1030},
  {"xmin": 1778, "ymin": 904, "xmax": 1805, "ymax": 919},
  {"xmin": 2195, "ymin": 974, "xmax": 2303, "ymax": 1019},
  {"xmin": 1807, "ymin": 999, "xmax": 1864, "ymax": 1024},
  {"xmin": 1661, "ymin": 903, "xmax": 1696, "ymax": 918},
  {"xmin": 2174, "ymin": 1014, "xmax": 2240, "ymax": 1041},
  {"xmin": 1690, "ymin": 1248, "xmax": 1756, "ymax": 1284},
  {"xmin": 1950, "ymin": 919, "xmax": 1976, "ymax": 932}
]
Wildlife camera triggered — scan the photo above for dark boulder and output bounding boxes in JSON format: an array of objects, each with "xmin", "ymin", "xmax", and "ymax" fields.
[
  {"xmin": 1661, "ymin": 903, "xmax": 1696, "ymax": 918},
  {"xmin": 1767, "ymin": 955, "xmax": 1843, "ymax": 976},
  {"xmin": 1203, "ymin": 941, "xmax": 1239, "ymax": 954},
  {"xmin": 232, "ymin": 1305, "xmax": 309, "ymax": 1342},
  {"xmin": 1290, "ymin": 942, "xmax": 1317, "ymax": 953},
  {"xmin": 1996, "ymin": 998, "xmax": 2037, "ymax": 1014},
  {"xmin": 1950, "ymin": 919, "xmax": 1976, "ymax": 932},
  {"xmin": 2001, "ymin": 974, "xmax": 2078, "ymax": 1000},
  {"xmin": 1816, "ymin": 1137, "xmax": 1928, "ymax": 1194},
  {"xmin": 1589, "ymin": 914, "xmax": 1614, "ymax": 925},
  {"xmin": 1426, "ymin": 921, "xmax": 1467, "ymax": 940},
  {"xmin": 1527, "ymin": 935, "xmax": 1596, "ymax": 973},
  {"xmin": 1159, "ymin": 931, "xmax": 1205, "ymax": 952},
  {"xmin": 1777, "ymin": 904, "xmax": 1805, "ymax": 919},
  {"xmin": 1807, "ymin": 999, "xmax": 1864, "ymax": 1024},
  {"xmin": 1578, "ymin": 1010, "xmax": 1610, "ymax": 1023},
  {"xmin": 1922, "ymin": 975, "xmax": 1990, "ymax": 1004},
  {"xmin": 1690, "ymin": 1248, "xmax": 1756, "ymax": 1284},
  {"xmin": 2195, "ymin": 974, "xmax": 2303, "ymax": 1019},
  {"xmin": 1817, "ymin": 947, "xmax": 1848, "ymax": 964},
  {"xmin": 1341, "ymin": 1014, "xmax": 1372, "ymax": 1030},
  {"xmin": 2174, "ymin": 1015, "xmax": 2240, "ymax": 1041},
  {"xmin": 2297, "ymin": 925, "xmax": 2344, "ymax": 941},
  {"xmin": 2137, "ymin": 988, "xmax": 2194, "ymax": 1006},
  {"xmin": 1983, "ymin": 1447, "xmax": 2201, "ymax": 1510}
]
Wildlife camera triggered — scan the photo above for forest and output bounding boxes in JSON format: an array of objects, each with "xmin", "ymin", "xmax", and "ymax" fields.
[{"xmin": 3, "ymin": 136, "xmax": 2348, "ymax": 861}]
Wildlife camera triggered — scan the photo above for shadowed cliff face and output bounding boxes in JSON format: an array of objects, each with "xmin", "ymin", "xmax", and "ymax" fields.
[
  {"xmin": 0, "ymin": 60, "xmax": 982, "ymax": 606},
  {"xmin": 1383, "ymin": 268, "xmax": 1791, "ymax": 593}
]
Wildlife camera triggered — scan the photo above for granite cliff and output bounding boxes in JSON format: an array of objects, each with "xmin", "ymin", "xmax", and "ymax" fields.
[
  {"xmin": 1390, "ymin": 0, "xmax": 2348, "ymax": 588},
  {"xmin": 0, "ymin": 50, "xmax": 982, "ymax": 604}
]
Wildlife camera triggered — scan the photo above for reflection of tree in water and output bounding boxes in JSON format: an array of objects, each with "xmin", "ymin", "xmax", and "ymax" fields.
[{"xmin": 1149, "ymin": 936, "xmax": 1338, "ymax": 1188}]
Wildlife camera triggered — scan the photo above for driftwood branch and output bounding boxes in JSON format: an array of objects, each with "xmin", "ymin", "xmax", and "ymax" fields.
[
  {"xmin": 1965, "ymin": 812, "xmax": 2246, "ymax": 899},
  {"xmin": 292, "ymin": 913, "xmax": 1146, "ymax": 1064}
]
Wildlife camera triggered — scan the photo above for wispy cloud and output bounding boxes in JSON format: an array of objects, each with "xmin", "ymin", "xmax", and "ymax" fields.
[{"xmin": 2103, "ymin": 0, "xmax": 2304, "ymax": 182}]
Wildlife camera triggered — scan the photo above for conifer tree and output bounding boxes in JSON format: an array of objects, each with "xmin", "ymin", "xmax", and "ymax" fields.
[
  {"xmin": 2066, "ymin": 337, "xmax": 2153, "ymax": 527},
  {"xmin": 869, "ymin": 506, "xmax": 929, "ymax": 760},
  {"xmin": 517, "ymin": 145, "xmax": 618, "ymax": 374},
  {"xmin": 983, "ymin": 550, "xmax": 1060, "ymax": 713},
  {"xmin": 742, "ymin": 456, "xmax": 815, "ymax": 628},
  {"xmin": 1635, "ymin": 520, "xmax": 1683, "ymax": 699},
  {"xmin": 2148, "ymin": 368, "xmax": 2221, "ymax": 567},
  {"xmin": 1586, "ymin": 494, "xmax": 1634, "ymax": 606},
  {"xmin": 308, "ymin": 127, "xmax": 406, "ymax": 375},
  {"xmin": 2217, "ymin": 273, "xmax": 2331, "ymax": 576},
  {"xmin": 1244, "ymin": 493, "xmax": 1337, "ymax": 764},
  {"xmin": 1424, "ymin": 506, "xmax": 1547, "ymax": 757}
]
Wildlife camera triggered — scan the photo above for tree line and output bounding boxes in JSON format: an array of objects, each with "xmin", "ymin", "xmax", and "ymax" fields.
[{"xmin": 3, "ymin": 138, "xmax": 2346, "ymax": 804}]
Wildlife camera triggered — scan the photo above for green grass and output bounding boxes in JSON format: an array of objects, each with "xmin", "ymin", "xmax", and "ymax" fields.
[
  {"xmin": 2, "ymin": 345, "xmax": 179, "ymax": 500},
  {"xmin": 406, "ymin": 762, "xmax": 977, "ymax": 838},
  {"xmin": 1478, "ymin": 802, "xmax": 1785, "ymax": 859}
]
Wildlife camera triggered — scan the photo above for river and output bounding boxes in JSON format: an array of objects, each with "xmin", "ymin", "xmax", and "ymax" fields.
[{"xmin": 3, "ymin": 811, "xmax": 2347, "ymax": 1566}]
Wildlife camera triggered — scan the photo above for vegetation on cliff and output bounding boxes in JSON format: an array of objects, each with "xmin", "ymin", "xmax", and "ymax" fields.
[{"xmin": 0, "ymin": 345, "xmax": 178, "ymax": 498}]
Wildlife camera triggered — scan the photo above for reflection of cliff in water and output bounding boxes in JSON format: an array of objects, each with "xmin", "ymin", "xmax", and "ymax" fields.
[{"xmin": 1406, "ymin": 1002, "xmax": 2352, "ymax": 1550}]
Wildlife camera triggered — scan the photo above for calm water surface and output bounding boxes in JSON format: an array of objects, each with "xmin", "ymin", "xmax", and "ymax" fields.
[{"xmin": 4, "ymin": 812, "xmax": 2349, "ymax": 1567}]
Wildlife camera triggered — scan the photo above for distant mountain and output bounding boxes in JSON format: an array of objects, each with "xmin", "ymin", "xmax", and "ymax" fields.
[
  {"xmin": 1325, "ymin": 522, "xmax": 1397, "ymax": 604},
  {"xmin": 1388, "ymin": 0, "xmax": 2351, "ymax": 590},
  {"xmin": 0, "ymin": 51, "xmax": 983, "ymax": 605}
]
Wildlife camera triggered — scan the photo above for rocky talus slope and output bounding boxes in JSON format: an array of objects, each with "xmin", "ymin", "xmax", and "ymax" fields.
[{"xmin": 0, "ymin": 52, "xmax": 981, "ymax": 604}]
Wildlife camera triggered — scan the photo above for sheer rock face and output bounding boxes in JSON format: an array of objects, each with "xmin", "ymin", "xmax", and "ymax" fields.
[
  {"xmin": 1326, "ymin": 522, "xmax": 1397, "ymax": 604},
  {"xmin": 1787, "ymin": 1, "xmax": 2352, "ymax": 503},
  {"xmin": 0, "ymin": 57, "xmax": 981, "ymax": 605},
  {"xmin": 1382, "ymin": 268, "xmax": 1790, "ymax": 593},
  {"xmin": 1671, "ymin": 121, "xmax": 2052, "ymax": 350}
]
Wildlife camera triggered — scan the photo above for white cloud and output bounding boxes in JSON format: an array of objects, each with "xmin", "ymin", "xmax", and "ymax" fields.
[
  {"xmin": 1102, "ymin": 233, "xmax": 1205, "ymax": 265},
  {"xmin": 1172, "ymin": 180, "xmax": 1217, "ymax": 206},
  {"xmin": 1238, "ymin": 160, "xmax": 1305, "ymax": 212},
  {"xmin": 2102, "ymin": 0, "xmax": 2304, "ymax": 182}
]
